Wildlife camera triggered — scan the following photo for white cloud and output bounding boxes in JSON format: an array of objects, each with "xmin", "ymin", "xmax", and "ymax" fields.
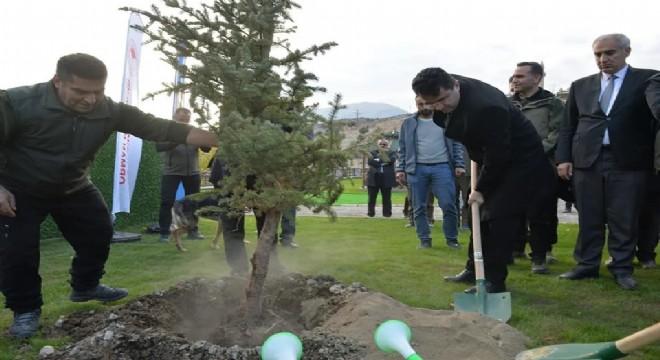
[{"xmin": 1, "ymin": 0, "xmax": 658, "ymax": 116}]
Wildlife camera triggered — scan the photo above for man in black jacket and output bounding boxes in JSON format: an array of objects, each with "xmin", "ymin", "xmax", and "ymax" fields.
[
  {"xmin": 156, "ymin": 107, "xmax": 211, "ymax": 242},
  {"xmin": 366, "ymin": 139, "xmax": 397, "ymax": 217},
  {"xmin": 412, "ymin": 67, "xmax": 555, "ymax": 293},
  {"xmin": 0, "ymin": 53, "xmax": 219, "ymax": 339},
  {"xmin": 509, "ymin": 61, "xmax": 565, "ymax": 273}
]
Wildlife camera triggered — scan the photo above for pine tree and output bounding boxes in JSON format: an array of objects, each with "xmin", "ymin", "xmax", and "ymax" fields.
[{"xmin": 122, "ymin": 0, "xmax": 356, "ymax": 325}]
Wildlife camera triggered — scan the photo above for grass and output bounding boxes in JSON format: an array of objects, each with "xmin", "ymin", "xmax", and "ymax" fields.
[
  {"xmin": 1, "ymin": 202, "xmax": 658, "ymax": 359},
  {"xmin": 334, "ymin": 178, "xmax": 407, "ymax": 206}
]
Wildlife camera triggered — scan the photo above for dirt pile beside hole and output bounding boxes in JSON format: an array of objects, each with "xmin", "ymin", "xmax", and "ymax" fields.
[{"xmin": 42, "ymin": 273, "xmax": 528, "ymax": 359}]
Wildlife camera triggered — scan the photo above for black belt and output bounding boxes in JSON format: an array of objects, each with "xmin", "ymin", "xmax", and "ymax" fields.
[
  {"xmin": 418, "ymin": 162, "xmax": 447, "ymax": 165},
  {"xmin": 602, "ymin": 144, "xmax": 612, "ymax": 151}
]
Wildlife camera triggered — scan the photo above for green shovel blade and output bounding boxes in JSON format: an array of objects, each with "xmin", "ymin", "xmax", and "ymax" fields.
[
  {"xmin": 453, "ymin": 287, "xmax": 511, "ymax": 322},
  {"xmin": 515, "ymin": 342, "xmax": 625, "ymax": 360}
]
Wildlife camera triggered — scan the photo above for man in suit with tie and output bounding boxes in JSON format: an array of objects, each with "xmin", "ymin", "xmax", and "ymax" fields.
[{"xmin": 556, "ymin": 34, "xmax": 659, "ymax": 290}]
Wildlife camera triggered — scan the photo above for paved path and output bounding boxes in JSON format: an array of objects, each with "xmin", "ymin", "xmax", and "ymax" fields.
[{"xmin": 298, "ymin": 203, "xmax": 579, "ymax": 224}]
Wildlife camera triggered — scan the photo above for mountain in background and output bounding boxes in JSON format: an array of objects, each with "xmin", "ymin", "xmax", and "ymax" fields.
[{"xmin": 314, "ymin": 102, "xmax": 408, "ymax": 120}]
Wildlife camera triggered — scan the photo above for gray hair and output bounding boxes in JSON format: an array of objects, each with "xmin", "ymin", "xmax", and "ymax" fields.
[{"xmin": 593, "ymin": 33, "xmax": 631, "ymax": 48}]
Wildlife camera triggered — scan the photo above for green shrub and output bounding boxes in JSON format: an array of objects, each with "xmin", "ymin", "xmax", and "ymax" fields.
[{"xmin": 40, "ymin": 133, "xmax": 163, "ymax": 239}]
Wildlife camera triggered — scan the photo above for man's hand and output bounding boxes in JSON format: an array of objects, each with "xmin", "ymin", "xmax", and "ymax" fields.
[
  {"xmin": 455, "ymin": 168, "xmax": 466, "ymax": 177},
  {"xmin": 468, "ymin": 190, "xmax": 484, "ymax": 205},
  {"xmin": 0, "ymin": 185, "xmax": 16, "ymax": 217},
  {"xmin": 395, "ymin": 171, "xmax": 406, "ymax": 182},
  {"xmin": 557, "ymin": 162, "xmax": 573, "ymax": 180},
  {"xmin": 186, "ymin": 128, "xmax": 219, "ymax": 147}
]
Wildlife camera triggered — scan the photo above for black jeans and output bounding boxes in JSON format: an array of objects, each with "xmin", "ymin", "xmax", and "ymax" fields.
[
  {"xmin": 0, "ymin": 186, "xmax": 113, "ymax": 312},
  {"xmin": 158, "ymin": 174, "xmax": 201, "ymax": 235}
]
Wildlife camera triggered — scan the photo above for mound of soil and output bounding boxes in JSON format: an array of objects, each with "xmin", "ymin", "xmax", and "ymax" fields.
[{"xmin": 41, "ymin": 273, "xmax": 528, "ymax": 359}]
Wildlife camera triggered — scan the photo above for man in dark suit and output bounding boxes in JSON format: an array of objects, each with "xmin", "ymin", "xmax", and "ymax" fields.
[
  {"xmin": 366, "ymin": 139, "xmax": 397, "ymax": 217},
  {"xmin": 412, "ymin": 68, "xmax": 555, "ymax": 293},
  {"xmin": 556, "ymin": 34, "xmax": 659, "ymax": 290}
]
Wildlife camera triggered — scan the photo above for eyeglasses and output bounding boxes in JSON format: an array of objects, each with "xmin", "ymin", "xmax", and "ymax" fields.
[{"xmin": 378, "ymin": 143, "xmax": 388, "ymax": 146}]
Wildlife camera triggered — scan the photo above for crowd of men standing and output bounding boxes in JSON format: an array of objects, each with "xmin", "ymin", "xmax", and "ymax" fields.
[{"xmin": 388, "ymin": 33, "xmax": 658, "ymax": 294}]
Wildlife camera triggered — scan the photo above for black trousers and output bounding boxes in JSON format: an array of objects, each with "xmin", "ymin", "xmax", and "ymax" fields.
[
  {"xmin": 158, "ymin": 174, "xmax": 201, "ymax": 235},
  {"xmin": 367, "ymin": 174, "xmax": 392, "ymax": 217},
  {"xmin": 219, "ymin": 206, "xmax": 279, "ymax": 274},
  {"xmin": 573, "ymin": 150, "xmax": 647, "ymax": 276},
  {"xmin": 0, "ymin": 186, "xmax": 113, "ymax": 312},
  {"xmin": 464, "ymin": 216, "xmax": 521, "ymax": 286},
  {"xmin": 219, "ymin": 212, "xmax": 249, "ymax": 274},
  {"xmin": 513, "ymin": 176, "xmax": 559, "ymax": 258},
  {"xmin": 512, "ymin": 183, "xmax": 558, "ymax": 260},
  {"xmin": 455, "ymin": 175, "xmax": 471, "ymax": 227},
  {"xmin": 637, "ymin": 173, "xmax": 660, "ymax": 262}
]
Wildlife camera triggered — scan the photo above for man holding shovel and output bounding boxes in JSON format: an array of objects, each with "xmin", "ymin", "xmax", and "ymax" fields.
[{"xmin": 412, "ymin": 67, "xmax": 556, "ymax": 293}]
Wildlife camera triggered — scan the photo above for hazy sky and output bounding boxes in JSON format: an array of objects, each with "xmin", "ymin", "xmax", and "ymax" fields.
[{"xmin": 2, "ymin": 0, "xmax": 658, "ymax": 117}]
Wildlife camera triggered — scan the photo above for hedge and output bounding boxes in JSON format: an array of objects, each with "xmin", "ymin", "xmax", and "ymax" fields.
[{"xmin": 40, "ymin": 133, "xmax": 163, "ymax": 239}]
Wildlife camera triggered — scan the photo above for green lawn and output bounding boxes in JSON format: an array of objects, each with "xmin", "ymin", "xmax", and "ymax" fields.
[
  {"xmin": 1, "ymin": 216, "xmax": 658, "ymax": 359},
  {"xmin": 334, "ymin": 178, "xmax": 407, "ymax": 205}
]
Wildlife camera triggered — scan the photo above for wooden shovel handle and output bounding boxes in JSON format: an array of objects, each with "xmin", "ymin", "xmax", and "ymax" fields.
[
  {"xmin": 616, "ymin": 322, "xmax": 660, "ymax": 354},
  {"xmin": 470, "ymin": 161, "xmax": 485, "ymax": 281}
]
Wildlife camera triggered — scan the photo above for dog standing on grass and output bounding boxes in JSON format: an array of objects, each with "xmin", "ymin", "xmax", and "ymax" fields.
[{"xmin": 170, "ymin": 193, "xmax": 223, "ymax": 252}]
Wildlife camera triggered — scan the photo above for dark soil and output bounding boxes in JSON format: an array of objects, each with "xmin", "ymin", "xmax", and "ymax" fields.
[{"xmin": 39, "ymin": 273, "xmax": 528, "ymax": 359}]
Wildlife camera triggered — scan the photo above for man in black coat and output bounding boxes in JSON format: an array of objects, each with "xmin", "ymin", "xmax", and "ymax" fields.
[
  {"xmin": 556, "ymin": 34, "xmax": 659, "ymax": 290},
  {"xmin": 412, "ymin": 67, "xmax": 555, "ymax": 293},
  {"xmin": 366, "ymin": 139, "xmax": 397, "ymax": 217}
]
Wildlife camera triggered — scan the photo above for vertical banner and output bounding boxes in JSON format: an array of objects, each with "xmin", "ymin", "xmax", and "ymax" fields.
[
  {"xmin": 172, "ymin": 47, "xmax": 187, "ymax": 115},
  {"xmin": 173, "ymin": 45, "xmax": 187, "ymax": 200},
  {"xmin": 112, "ymin": 12, "xmax": 144, "ymax": 215}
]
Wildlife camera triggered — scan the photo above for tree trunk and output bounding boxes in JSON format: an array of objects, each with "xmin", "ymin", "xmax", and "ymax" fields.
[{"xmin": 245, "ymin": 209, "xmax": 281, "ymax": 326}]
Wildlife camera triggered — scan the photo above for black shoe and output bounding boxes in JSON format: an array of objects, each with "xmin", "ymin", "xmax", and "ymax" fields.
[
  {"xmin": 187, "ymin": 232, "xmax": 205, "ymax": 240},
  {"xmin": 640, "ymin": 259, "xmax": 657, "ymax": 269},
  {"xmin": 281, "ymin": 242, "xmax": 299, "ymax": 249},
  {"xmin": 416, "ymin": 243, "xmax": 432, "ymax": 249},
  {"xmin": 8, "ymin": 309, "xmax": 41, "ymax": 339},
  {"xmin": 159, "ymin": 234, "xmax": 170, "ymax": 243},
  {"xmin": 557, "ymin": 268, "xmax": 599, "ymax": 280},
  {"xmin": 443, "ymin": 269, "xmax": 476, "ymax": 283},
  {"xmin": 512, "ymin": 250, "xmax": 527, "ymax": 259},
  {"xmin": 367, "ymin": 213, "xmax": 375, "ymax": 218},
  {"xmin": 70, "ymin": 284, "xmax": 128, "ymax": 303},
  {"xmin": 446, "ymin": 240, "xmax": 461, "ymax": 249},
  {"xmin": 614, "ymin": 274, "xmax": 637, "ymax": 290},
  {"xmin": 464, "ymin": 282, "xmax": 506, "ymax": 294},
  {"xmin": 531, "ymin": 258, "xmax": 550, "ymax": 274}
]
